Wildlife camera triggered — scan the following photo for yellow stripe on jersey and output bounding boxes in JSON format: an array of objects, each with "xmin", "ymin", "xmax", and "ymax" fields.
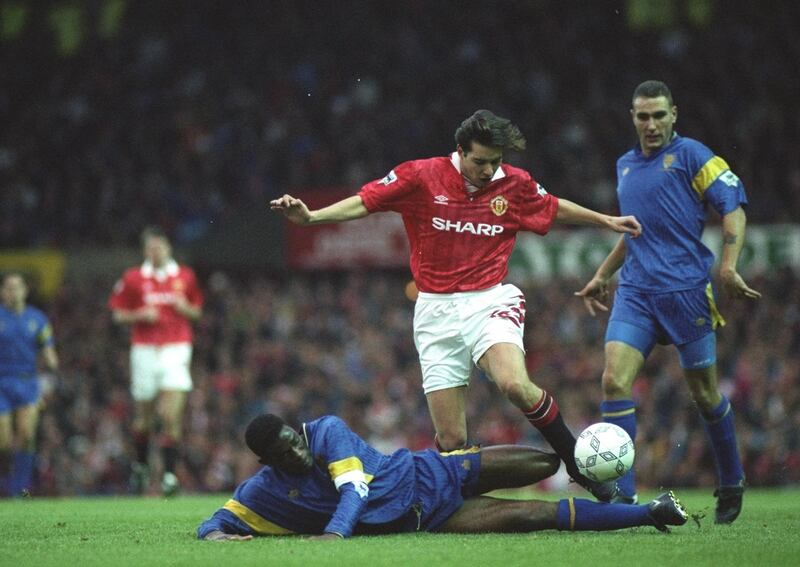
[
  {"xmin": 706, "ymin": 282, "xmax": 726, "ymax": 329},
  {"xmin": 222, "ymin": 499, "xmax": 295, "ymax": 535},
  {"xmin": 328, "ymin": 456, "xmax": 375, "ymax": 483},
  {"xmin": 602, "ymin": 408, "xmax": 636, "ymax": 418},
  {"xmin": 438, "ymin": 445, "xmax": 481, "ymax": 457},
  {"xmin": 691, "ymin": 156, "xmax": 730, "ymax": 198}
]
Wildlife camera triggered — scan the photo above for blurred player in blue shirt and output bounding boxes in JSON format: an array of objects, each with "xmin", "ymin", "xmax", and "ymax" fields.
[
  {"xmin": 576, "ymin": 81, "xmax": 760, "ymax": 523},
  {"xmin": 197, "ymin": 413, "xmax": 688, "ymax": 540},
  {"xmin": 0, "ymin": 272, "xmax": 59, "ymax": 497}
]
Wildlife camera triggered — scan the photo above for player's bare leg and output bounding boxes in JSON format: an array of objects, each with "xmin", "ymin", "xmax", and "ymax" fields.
[
  {"xmin": 600, "ymin": 341, "xmax": 645, "ymax": 503},
  {"xmin": 425, "ymin": 386, "xmax": 468, "ymax": 451},
  {"xmin": 475, "ymin": 445, "xmax": 559, "ymax": 494},
  {"xmin": 0, "ymin": 413, "xmax": 12, "ymax": 496},
  {"xmin": 438, "ymin": 496, "xmax": 558, "ymax": 532},
  {"xmin": 685, "ymin": 362, "xmax": 745, "ymax": 523},
  {"xmin": 601, "ymin": 341, "xmax": 644, "ymax": 400},
  {"xmin": 157, "ymin": 389, "xmax": 187, "ymax": 495},
  {"xmin": 479, "ymin": 342, "xmax": 619, "ymax": 502},
  {"xmin": 478, "ymin": 343, "xmax": 541, "ymax": 409},
  {"xmin": 15, "ymin": 403, "xmax": 39, "ymax": 452},
  {"xmin": 684, "ymin": 364, "xmax": 722, "ymax": 413}
]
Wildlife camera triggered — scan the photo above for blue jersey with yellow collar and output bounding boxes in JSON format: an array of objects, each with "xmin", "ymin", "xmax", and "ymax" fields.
[
  {"xmin": 0, "ymin": 305, "xmax": 54, "ymax": 378},
  {"xmin": 198, "ymin": 416, "xmax": 417, "ymax": 538},
  {"xmin": 616, "ymin": 134, "xmax": 747, "ymax": 292}
]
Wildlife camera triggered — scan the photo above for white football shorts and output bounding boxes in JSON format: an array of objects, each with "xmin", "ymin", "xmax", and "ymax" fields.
[
  {"xmin": 129, "ymin": 343, "xmax": 193, "ymax": 401},
  {"xmin": 413, "ymin": 283, "xmax": 526, "ymax": 394}
]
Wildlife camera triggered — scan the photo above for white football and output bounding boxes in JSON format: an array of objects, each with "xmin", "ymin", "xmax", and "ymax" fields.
[{"xmin": 574, "ymin": 422, "xmax": 635, "ymax": 482}]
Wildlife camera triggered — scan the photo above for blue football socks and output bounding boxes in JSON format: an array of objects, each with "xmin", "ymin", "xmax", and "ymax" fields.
[
  {"xmin": 601, "ymin": 399, "xmax": 637, "ymax": 498},
  {"xmin": 701, "ymin": 396, "xmax": 744, "ymax": 487},
  {"xmin": 556, "ymin": 497, "xmax": 652, "ymax": 530},
  {"xmin": 10, "ymin": 450, "xmax": 35, "ymax": 495}
]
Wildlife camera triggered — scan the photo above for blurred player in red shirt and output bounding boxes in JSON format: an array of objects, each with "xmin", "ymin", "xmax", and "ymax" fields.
[
  {"xmin": 271, "ymin": 110, "xmax": 641, "ymax": 501},
  {"xmin": 109, "ymin": 227, "xmax": 203, "ymax": 496}
]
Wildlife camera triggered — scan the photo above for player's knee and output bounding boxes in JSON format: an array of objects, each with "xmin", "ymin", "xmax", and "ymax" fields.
[
  {"xmin": 496, "ymin": 378, "xmax": 529, "ymax": 407},
  {"xmin": 536, "ymin": 452, "xmax": 561, "ymax": 477},
  {"xmin": 601, "ymin": 368, "xmax": 632, "ymax": 398},
  {"xmin": 691, "ymin": 387, "xmax": 721, "ymax": 414},
  {"xmin": 17, "ymin": 430, "xmax": 36, "ymax": 449},
  {"xmin": 436, "ymin": 430, "xmax": 468, "ymax": 452}
]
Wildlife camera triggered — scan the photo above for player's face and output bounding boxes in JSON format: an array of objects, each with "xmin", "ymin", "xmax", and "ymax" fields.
[
  {"xmin": 631, "ymin": 96, "xmax": 677, "ymax": 156},
  {"xmin": 458, "ymin": 142, "xmax": 503, "ymax": 188},
  {"xmin": 268, "ymin": 425, "xmax": 314, "ymax": 475},
  {"xmin": 1, "ymin": 275, "xmax": 28, "ymax": 310},
  {"xmin": 143, "ymin": 236, "xmax": 171, "ymax": 267}
]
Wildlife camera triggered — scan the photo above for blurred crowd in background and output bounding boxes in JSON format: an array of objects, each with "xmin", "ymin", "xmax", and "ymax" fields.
[
  {"xmin": 1, "ymin": 1, "xmax": 798, "ymax": 495},
  {"xmin": 38, "ymin": 269, "xmax": 800, "ymax": 495},
  {"xmin": 2, "ymin": 1, "xmax": 799, "ymax": 248}
]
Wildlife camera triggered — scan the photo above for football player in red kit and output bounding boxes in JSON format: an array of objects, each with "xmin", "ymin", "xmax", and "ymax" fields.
[
  {"xmin": 271, "ymin": 110, "xmax": 641, "ymax": 501},
  {"xmin": 109, "ymin": 226, "xmax": 203, "ymax": 496}
]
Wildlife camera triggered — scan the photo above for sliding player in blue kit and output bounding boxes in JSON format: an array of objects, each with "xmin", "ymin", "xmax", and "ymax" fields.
[
  {"xmin": 198, "ymin": 413, "xmax": 688, "ymax": 540},
  {"xmin": 576, "ymin": 81, "xmax": 760, "ymax": 523}
]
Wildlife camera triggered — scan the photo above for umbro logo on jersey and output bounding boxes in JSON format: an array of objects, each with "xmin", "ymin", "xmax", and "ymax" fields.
[
  {"xmin": 434, "ymin": 195, "xmax": 449, "ymax": 205},
  {"xmin": 432, "ymin": 217, "xmax": 504, "ymax": 236},
  {"xmin": 622, "ymin": 167, "xmax": 630, "ymax": 176}
]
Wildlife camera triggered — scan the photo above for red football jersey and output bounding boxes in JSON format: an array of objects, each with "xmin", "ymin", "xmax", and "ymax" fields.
[
  {"xmin": 108, "ymin": 261, "xmax": 203, "ymax": 345},
  {"xmin": 359, "ymin": 154, "xmax": 558, "ymax": 293}
]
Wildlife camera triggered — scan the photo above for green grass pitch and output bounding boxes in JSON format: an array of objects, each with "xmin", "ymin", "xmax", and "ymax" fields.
[{"xmin": 3, "ymin": 488, "xmax": 799, "ymax": 567}]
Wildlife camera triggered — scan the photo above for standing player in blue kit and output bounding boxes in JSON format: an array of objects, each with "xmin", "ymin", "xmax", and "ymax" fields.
[
  {"xmin": 576, "ymin": 81, "xmax": 760, "ymax": 523},
  {"xmin": 0, "ymin": 272, "xmax": 59, "ymax": 496}
]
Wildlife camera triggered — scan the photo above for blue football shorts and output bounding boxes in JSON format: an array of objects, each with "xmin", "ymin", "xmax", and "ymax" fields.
[
  {"xmin": 606, "ymin": 283, "xmax": 724, "ymax": 370},
  {"xmin": 414, "ymin": 447, "xmax": 481, "ymax": 532},
  {"xmin": 0, "ymin": 376, "xmax": 41, "ymax": 413}
]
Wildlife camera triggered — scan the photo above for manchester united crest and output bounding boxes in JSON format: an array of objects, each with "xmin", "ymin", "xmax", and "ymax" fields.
[{"xmin": 490, "ymin": 195, "xmax": 508, "ymax": 216}]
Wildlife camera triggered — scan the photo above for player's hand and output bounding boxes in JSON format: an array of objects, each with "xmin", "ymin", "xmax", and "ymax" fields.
[
  {"xmin": 270, "ymin": 194, "xmax": 313, "ymax": 225},
  {"xmin": 308, "ymin": 533, "xmax": 344, "ymax": 541},
  {"xmin": 574, "ymin": 276, "xmax": 610, "ymax": 317},
  {"xmin": 204, "ymin": 530, "xmax": 253, "ymax": 542},
  {"xmin": 138, "ymin": 305, "xmax": 159, "ymax": 323},
  {"xmin": 607, "ymin": 215, "xmax": 642, "ymax": 238},
  {"xmin": 720, "ymin": 269, "xmax": 761, "ymax": 300},
  {"xmin": 173, "ymin": 293, "xmax": 193, "ymax": 317}
]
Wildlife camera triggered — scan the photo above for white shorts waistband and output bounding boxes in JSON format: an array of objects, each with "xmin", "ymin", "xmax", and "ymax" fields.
[{"xmin": 417, "ymin": 284, "xmax": 502, "ymax": 301}]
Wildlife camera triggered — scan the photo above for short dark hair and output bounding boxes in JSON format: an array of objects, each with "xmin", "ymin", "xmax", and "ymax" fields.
[
  {"xmin": 632, "ymin": 80, "xmax": 674, "ymax": 106},
  {"xmin": 454, "ymin": 109, "xmax": 526, "ymax": 153},
  {"xmin": 1, "ymin": 271, "xmax": 27, "ymax": 287},
  {"xmin": 140, "ymin": 225, "xmax": 169, "ymax": 246},
  {"xmin": 245, "ymin": 414, "xmax": 287, "ymax": 463}
]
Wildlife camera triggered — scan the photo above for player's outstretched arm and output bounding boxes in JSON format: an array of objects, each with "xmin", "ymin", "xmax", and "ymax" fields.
[
  {"xmin": 270, "ymin": 194, "xmax": 369, "ymax": 225},
  {"xmin": 574, "ymin": 236, "xmax": 627, "ymax": 316},
  {"xmin": 719, "ymin": 207, "xmax": 761, "ymax": 300},
  {"xmin": 555, "ymin": 199, "xmax": 641, "ymax": 238}
]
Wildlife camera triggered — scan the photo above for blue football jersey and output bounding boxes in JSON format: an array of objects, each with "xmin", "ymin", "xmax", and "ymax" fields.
[
  {"xmin": 201, "ymin": 416, "xmax": 417, "ymax": 537},
  {"xmin": 616, "ymin": 134, "xmax": 747, "ymax": 292},
  {"xmin": 0, "ymin": 305, "xmax": 54, "ymax": 378}
]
